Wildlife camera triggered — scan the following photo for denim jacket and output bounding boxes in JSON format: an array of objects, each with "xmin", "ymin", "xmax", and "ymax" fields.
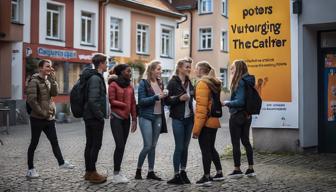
[
  {"xmin": 137, "ymin": 79, "xmax": 167, "ymax": 133},
  {"xmin": 227, "ymin": 74, "xmax": 255, "ymax": 114}
]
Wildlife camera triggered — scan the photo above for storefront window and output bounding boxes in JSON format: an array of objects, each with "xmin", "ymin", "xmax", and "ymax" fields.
[{"xmin": 53, "ymin": 61, "xmax": 88, "ymax": 94}]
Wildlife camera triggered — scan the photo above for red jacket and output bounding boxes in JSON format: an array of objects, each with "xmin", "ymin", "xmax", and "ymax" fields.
[{"xmin": 108, "ymin": 81, "xmax": 137, "ymax": 120}]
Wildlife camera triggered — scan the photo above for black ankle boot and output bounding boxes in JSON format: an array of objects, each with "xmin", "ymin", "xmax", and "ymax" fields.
[
  {"xmin": 180, "ymin": 170, "xmax": 191, "ymax": 184},
  {"xmin": 135, "ymin": 169, "xmax": 142, "ymax": 180},
  {"xmin": 147, "ymin": 171, "xmax": 162, "ymax": 181},
  {"xmin": 167, "ymin": 173, "xmax": 184, "ymax": 185}
]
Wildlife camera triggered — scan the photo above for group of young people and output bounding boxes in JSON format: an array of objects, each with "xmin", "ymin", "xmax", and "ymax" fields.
[{"xmin": 26, "ymin": 54, "xmax": 256, "ymax": 186}]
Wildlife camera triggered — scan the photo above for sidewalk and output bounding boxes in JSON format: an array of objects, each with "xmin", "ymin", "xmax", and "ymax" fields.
[{"xmin": 0, "ymin": 119, "xmax": 335, "ymax": 191}]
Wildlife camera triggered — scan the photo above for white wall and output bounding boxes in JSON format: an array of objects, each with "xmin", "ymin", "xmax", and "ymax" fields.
[
  {"xmin": 105, "ymin": 4, "xmax": 131, "ymax": 57},
  {"xmin": 74, "ymin": 0, "xmax": 99, "ymax": 51},
  {"xmin": 155, "ymin": 16, "xmax": 176, "ymax": 71},
  {"xmin": 39, "ymin": 0, "xmax": 66, "ymax": 47},
  {"xmin": 11, "ymin": 43, "xmax": 23, "ymax": 100},
  {"xmin": 23, "ymin": 0, "xmax": 31, "ymax": 43}
]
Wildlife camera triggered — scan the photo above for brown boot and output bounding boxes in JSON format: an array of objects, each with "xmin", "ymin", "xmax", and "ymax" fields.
[
  {"xmin": 88, "ymin": 171, "xmax": 107, "ymax": 184},
  {"xmin": 83, "ymin": 171, "xmax": 92, "ymax": 180}
]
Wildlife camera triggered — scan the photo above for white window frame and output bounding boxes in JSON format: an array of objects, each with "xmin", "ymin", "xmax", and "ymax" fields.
[
  {"xmin": 46, "ymin": 3, "xmax": 63, "ymax": 40},
  {"xmin": 110, "ymin": 17, "xmax": 122, "ymax": 51},
  {"xmin": 222, "ymin": 0, "xmax": 228, "ymax": 17},
  {"xmin": 199, "ymin": 0, "xmax": 213, "ymax": 14},
  {"xmin": 81, "ymin": 12, "xmax": 94, "ymax": 45},
  {"xmin": 11, "ymin": 0, "xmax": 20, "ymax": 22},
  {"xmin": 161, "ymin": 26, "xmax": 173, "ymax": 58},
  {"xmin": 136, "ymin": 23, "xmax": 149, "ymax": 54},
  {"xmin": 199, "ymin": 27, "xmax": 213, "ymax": 50},
  {"xmin": 220, "ymin": 68, "xmax": 228, "ymax": 88},
  {"xmin": 221, "ymin": 31, "xmax": 228, "ymax": 52},
  {"xmin": 182, "ymin": 30, "xmax": 190, "ymax": 48}
]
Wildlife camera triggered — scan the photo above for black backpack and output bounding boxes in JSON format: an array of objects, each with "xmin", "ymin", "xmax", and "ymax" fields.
[
  {"xmin": 70, "ymin": 74, "xmax": 93, "ymax": 118},
  {"xmin": 243, "ymin": 79, "xmax": 262, "ymax": 115},
  {"xmin": 209, "ymin": 91, "xmax": 223, "ymax": 118}
]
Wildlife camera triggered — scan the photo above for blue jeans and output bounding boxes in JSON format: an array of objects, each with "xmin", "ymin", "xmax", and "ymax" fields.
[
  {"xmin": 137, "ymin": 115, "xmax": 162, "ymax": 170},
  {"xmin": 172, "ymin": 116, "xmax": 193, "ymax": 173}
]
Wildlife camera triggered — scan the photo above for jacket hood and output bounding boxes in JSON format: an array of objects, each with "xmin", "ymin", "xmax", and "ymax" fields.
[
  {"xmin": 108, "ymin": 74, "xmax": 118, "ymax": 85},
  {"xmin": 28, "ymin": 73, "xmax": 46, "ymax": 83},
  {"xmin": 80, "ymin": 68, "xmax": 99, "ymax": 81},
  {"xmin": 200, "ymin": 76, "xmax": 222, "ymax": 93},
  {"xmin": 242, "ymin": 74, "xmax": 255, "ymax": 87}
]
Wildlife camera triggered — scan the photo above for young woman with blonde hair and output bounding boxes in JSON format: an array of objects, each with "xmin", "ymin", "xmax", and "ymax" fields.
[
  {"xmin": 135, "ymin": 60, "xmax": 167, "ymax": 181},
  {"xmin": 223, "ymin": 59, "xmax": 256, "ymax": 178},
  {"xmin": 166, "ymin": 58, "xmax": 194, "ymax": 185},
  {"xmin": 192, "ymin": 61, "xmax": 224, "ymax": 186}
]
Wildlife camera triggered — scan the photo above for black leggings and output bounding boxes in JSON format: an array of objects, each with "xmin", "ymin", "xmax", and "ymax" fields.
[
  {"xmin": 28, "ymin": 117, "xmax": 64, "ymax": 169},
  {"xmin": 229, "ymin": 111, "xmax": 253, "ymax": 167},
  {"xmin": 110, "ymin": 116, "xmax": 130, "ymax": 172},
  {"xmin": 198, "ymin": 127, "xmax": 222, "ymax": 175},
  {"xmin": 84, "ymin": 119, "xmax": 104, "ymax": 172}
]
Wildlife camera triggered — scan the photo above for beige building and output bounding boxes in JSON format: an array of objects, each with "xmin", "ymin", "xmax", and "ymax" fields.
[
  {"xmin": 170, "ymin": 0, "xmax": 229, "ymax": 88},
  {"xmin": 105, "ymin": 0, "xmax": 183, "ymax": 84}
]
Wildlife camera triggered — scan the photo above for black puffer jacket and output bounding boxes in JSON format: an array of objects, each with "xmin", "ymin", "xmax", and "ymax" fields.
[
  {"xmin": 82, "ymin": 68, "xmax": 107, "ymax": 121},
  {"xmin": 166, "ymin": 75, "xmax": 194, "ymax": 120}
]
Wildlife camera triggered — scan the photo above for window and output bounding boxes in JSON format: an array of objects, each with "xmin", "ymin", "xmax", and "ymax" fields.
[
  {"xmin": 110, "ymin": 18, "xmax": 121, "ymax": 51},
  {"xmin": 53, "ymin": 61, "xmax": 87, "ymax": 94},
  {"xmin": 222, "ymin": 0, "xmax": 228, "ymax": 17},
  {"xmin": 47, "ymin": 3, "xmax": 62, "ymax": 39},
  {"xmin": 199, "ymin": 28, "xmax": 212, "ymax": 50},
  {"xmin": 161, "ymin": 27, "xmax": 173, "ymax": 57},
  {"xmin": 11, "ymin": 0, "xmax": 20, "ymax": 22},
  {"xmin": 136, "ymin": 24, "xmax": 149, "ymax": 54},
  {"xmin": 81, "ymin": 12, "xmax": 94, "ymax": 45},
  {"xmin": 182, "ymin": 31, "xmax": 189, "ymax": 48},
  {"xmin": 221, "ymin": 31, "xmax": 228, "ymax": 52},
  {"xmin": 199, "ymin": 0, "xmax": 213, "ymax": 14},
  {"xmin": 220, "ymin": 68, "xmax": 228, "ymax": 88}
]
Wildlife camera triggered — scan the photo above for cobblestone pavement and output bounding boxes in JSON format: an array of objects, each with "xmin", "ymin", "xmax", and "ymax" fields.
[{"xmin": 0, "ymin": 109, "xmax": 336, "ymax": 191}]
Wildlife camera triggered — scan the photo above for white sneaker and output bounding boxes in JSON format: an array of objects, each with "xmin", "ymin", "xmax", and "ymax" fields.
[
  {"xmin": 59, "ymin": 160, "xmax": 75, "ymax": 169},
  {"xmin": 26, "ymin": 168, "xmax": 39, "ymax": 178},
  {"xmin": 112, "ymin": 174, "xmax": 129, "ymax": 183}
]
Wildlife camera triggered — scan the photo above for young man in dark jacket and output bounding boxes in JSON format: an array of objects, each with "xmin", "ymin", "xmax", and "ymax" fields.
[
  {"xmin": 26, "ymin": 59, "xmax": 74, "ymax": 178},
  {"xmin": 82, "ymin": 54, "xmax": 108, "ymax": 184}
]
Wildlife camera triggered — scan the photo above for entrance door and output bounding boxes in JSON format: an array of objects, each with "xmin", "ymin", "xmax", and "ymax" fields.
[{"xmin": 319, "ymin": 48, "xmax": 336, "ymax": 152}]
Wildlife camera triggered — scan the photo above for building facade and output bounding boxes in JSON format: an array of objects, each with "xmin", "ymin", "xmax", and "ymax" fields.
[
  {"xmin": 0, "ymin": 0, "xmax": 182, "ymax": 124},
  {"xmin": 171, "ymin": 0, "xmax": 229, "ymax": 88},
  {"xmin": 105, "ymin": 0, "xmax": 182, "ymax": 85}
]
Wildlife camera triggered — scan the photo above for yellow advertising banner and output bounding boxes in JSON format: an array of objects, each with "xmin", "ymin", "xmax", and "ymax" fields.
[{"xmin": 229, "ymin": 0, "xmax": 291, "ymax": 102}]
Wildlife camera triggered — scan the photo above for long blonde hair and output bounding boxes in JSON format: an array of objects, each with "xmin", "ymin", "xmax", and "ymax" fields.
[
  {"xmin": 145, "ymin": 60, "xmax": 161, "ymax": 82},
  {"xmin": 230, "ymin": 59, "xmax": 248, "ymax": 92},
  {"xmin": 175, "ymin": 57, "xmax": 193, "ymax": 75},
  {"xmin": 196, "ymin": 61, "xmax": 216, "ymax": 77}
]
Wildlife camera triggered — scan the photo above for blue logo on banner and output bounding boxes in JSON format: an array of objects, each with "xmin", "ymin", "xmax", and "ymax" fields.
[{"xmin": 37, "ymin": 47, "xmax": 77, "ymax": 59}]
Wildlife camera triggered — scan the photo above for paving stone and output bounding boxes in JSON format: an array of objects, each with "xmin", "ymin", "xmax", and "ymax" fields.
[{"xmin": 1, "ymin": 108, "xmax": 336, "ymax": 191}]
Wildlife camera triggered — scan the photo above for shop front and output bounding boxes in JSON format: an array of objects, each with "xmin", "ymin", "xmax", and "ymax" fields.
[{"xmin": 23, "ymin": 43, "xmax": 97, "ymax": 104}]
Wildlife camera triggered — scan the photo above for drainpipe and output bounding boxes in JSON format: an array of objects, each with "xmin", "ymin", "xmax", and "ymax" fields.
[
  {"xmin": 98, "ymin": 0, "xmax": 110, "ymax": 53},
  {"xmin": 176, "ymin": 15, "xmax": 187, "ymax": 29},
  {"xmin": 188, "ymin": 10, "xmax": 193, "ymax": 58}
]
